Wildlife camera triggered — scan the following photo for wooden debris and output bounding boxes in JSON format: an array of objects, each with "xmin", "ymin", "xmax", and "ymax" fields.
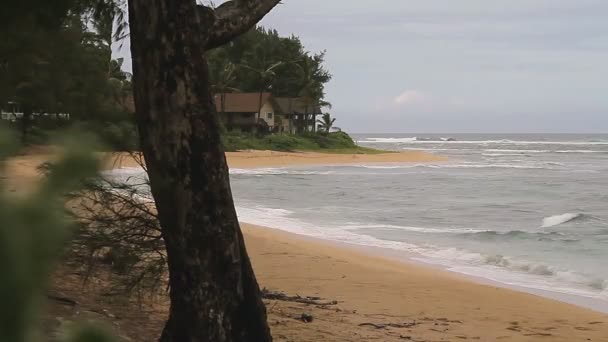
[
  {"xmin": 358, "ymin": 321, "xmax": 418, "ymax": 330},
  {"xmin": 262, "ymin": 288, "xmax": 338, "ymax": 306},
  {"xmin": 47, "ymin": 294, "xmax": 78, "ymax": 306}
]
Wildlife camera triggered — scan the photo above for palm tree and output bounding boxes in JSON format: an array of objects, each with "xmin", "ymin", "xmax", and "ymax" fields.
[
  {"xmin": 294, "ymin": 56, "xmax": 318, "ymax": 133},
  {"xmin": 295, "ymin": 54, "xmax": 332, "ymax": 133},
  {"xmin": 240, "ymin": 60, "xmax": 283, "ymax": 131},
  {"xmin": 240, "ymin": 42, "xmax": 305, "ymax": 133},
  {"xmin": 107, "ymin": 58, "xmax": 133, "ymax": 112},
  {"xmin": 316, "ymin": 113, "xmax": 336, "ymax": 133},
  {"xmin": 211, "ymin": 62, "xmax": 240, "ymax": 130}
]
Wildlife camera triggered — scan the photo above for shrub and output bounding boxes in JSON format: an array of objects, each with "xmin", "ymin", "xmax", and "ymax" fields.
[{"xmin": 221, "ymin": 131, "xmax": 360, "ymax": 152}]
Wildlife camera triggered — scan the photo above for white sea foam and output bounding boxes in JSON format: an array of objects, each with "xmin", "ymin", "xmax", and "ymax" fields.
[
  {"xmin": 484, "ymin": 149, "xmax": 607, "ymax": 154},
  {"xmin": 445, "ymin": 163, "xmax": 547, "ymax": 170},
  {"xmin": 402, "ymin": 147, "xmax": 473, "ymax": 152},
  {"xmin": 238, "ymin": 205, "xmax": 607, "ymax": 301},
  {"xmin": 484, "ymin": 149, "xmax": 550, "ymax": 153},
  {"xmin": 482, "ymin": 153, "xmax": 529, "ymax": 157},
  {"xmin": 417, "ymin": 250, "xmax": 608, "ymax": 298},
  {"xmin": 555, "ymin": 150, "xmax": 607, "ymax": 154},
  {"xmin": 235, "ymin": 205, "xmax": 425, "ymax": 253},
  {"xmin": 541, "ymin": 213, "xmax": 583, "ymax": 228}
]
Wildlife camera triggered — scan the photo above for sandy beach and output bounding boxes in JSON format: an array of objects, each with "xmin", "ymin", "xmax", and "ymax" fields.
[
  {"xmin": 4, "ymin": 149, "xmax": 608, "ymax": 341},
  {"xmin": 244, "ymin": 223, "xmax": 608, "ymax": 341},
  {"xmin": 105, "ymin": 149, "xmax": 447, "ymax": 170}
]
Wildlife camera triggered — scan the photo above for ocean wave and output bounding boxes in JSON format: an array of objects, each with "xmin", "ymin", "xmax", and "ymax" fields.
[
  {"xmin": 466, "ymin": 230, "xmax": 566, "ymax": 240},
  {"xmin": 355, "ymin": 163, "xmax": 550, "ymax": 170},
  {"xmin": 344, "ymin": 223, "xmax": 487, "ymax": 234},
  {"xmin": 230, "ymin": 168, "xmax": 334, "ymax": 176},
  {"xmin": 484, "ymin": 255, "xmax": 556, "ymax": 276},
  {"xmin": 347, "ymin": 224, "xmax": 579, "ymax": 242},
  {"xmin": 445, "ymin": 163, "xmax": 548, "ymax": 170},
  {"xmin": 360, "ymin": 137, "xmax": 608, "ymax": 146},
  {"xmin": 424, "ymin": 250, "xmax": 607, "ymax": 294},
  {"xmin": 482, "ymin": 153, "xmax": 531, "ymax": 157},
  {"xmin": 541, "ymin": 213, "xmax": 584, "ymax": 228},
  {"xmin": 487, "ymin": 257, "xmax": 607, "ymax": 292},
  {"xmin": 484, "ymin": 149, "xmax": 550, "ymax": 153},
  {"xmin": 555, "ymin": 150, "xmax": 608, "ymax": 154},
  {"xmin": 235, "ymin": 206, "xmax": 426, "ymax": 253},
  {"xmin": 237, "ymin": 205, "xmax": 608, "ymax": 301},
  {"xmin": 402, "ymin": 147, "xmax": 475, "ymax": 152},
  {"xmin": 484, "ymin": 149, "xmax": 607, "ymax": 154}
]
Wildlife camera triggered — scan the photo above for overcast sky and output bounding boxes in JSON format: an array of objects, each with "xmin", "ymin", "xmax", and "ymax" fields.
[{"xmin": 115, "ymin": 1, "xmax": 608, "ymax": 133}]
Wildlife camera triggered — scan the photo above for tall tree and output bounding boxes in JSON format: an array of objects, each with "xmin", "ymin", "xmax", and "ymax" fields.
[
  {"xmin": 209, "ymin": 53, "xmax": 239, "ymax": 130},
  {"xmin": 0, "ymin": 4, "xmax": 131, "ymax": 143},
  {"xmin": 127, "ymin": 0, "xmax": 280, "ymax": 340},
  {"xmin": 240, "ymin": 59, "xmax": 283, "ymax": 128},
  {"xmin": 206, "ymin": 26, "xmax": 332, "ymax": 102}
]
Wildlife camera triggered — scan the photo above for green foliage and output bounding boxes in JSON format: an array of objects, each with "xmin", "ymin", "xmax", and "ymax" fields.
[
  {"xmin": 316, "ymin": 113, "xmax": 337, "ymax": 133},
  {"xmin": 73, "ymin": 120, "xmax": 139, "ymax": 151},
  {"xmin": 0, "ymin": 1, "xmax": 133, "ymax": 145},
  {"xmin": 222, "ymin": 131, "xmax": 362, "ymax": 152},
  {"xmin": 101, "ymin": 247, "xmax": 142, "ymax": 275},
  {"xmin": 0, "ymin": 128, "xmax": 115, "ymax": 341},
  {"xmin": 207, "ymin": 27, "xmax": 332, "ymax": 102}
]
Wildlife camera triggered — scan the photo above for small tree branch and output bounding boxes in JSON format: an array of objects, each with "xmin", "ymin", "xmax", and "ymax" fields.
[{"xmin": 202, "ymin": 0, "xmax": 282, "ymax": 51}]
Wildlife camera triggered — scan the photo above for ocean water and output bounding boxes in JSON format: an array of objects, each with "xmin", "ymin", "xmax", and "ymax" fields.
[{"xmin": 107, "ymin": 134, "xmax": 608, "ymax": 312}]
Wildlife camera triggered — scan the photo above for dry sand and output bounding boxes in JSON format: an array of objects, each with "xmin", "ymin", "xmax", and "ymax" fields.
[
  {"xmin": 105, "ymin": 149, "xmax": 447, "ymax": 170},
  {"xmin": 5, "ymin": 149, "xmax": 608, "ymax": 341}
]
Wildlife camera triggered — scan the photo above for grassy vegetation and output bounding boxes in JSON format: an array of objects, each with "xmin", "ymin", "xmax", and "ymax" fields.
[{"xmin": 222, "ymin": 131, "xmax": 387, "ymax": 154}]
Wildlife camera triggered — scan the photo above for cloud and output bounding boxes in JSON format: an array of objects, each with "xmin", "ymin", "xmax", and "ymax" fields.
[{"xmin": 393, "ymin": 90, "xmax": 426, "ymax": 106}]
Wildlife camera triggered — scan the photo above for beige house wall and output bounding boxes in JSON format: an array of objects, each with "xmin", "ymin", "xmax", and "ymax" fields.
[
  {"xmin": 259, "ymin": 102, "xmax": 275, "ymax": 128},
  {"xmin": 276, "ymin": 114, "xmax": 293, "ymax": 133}
]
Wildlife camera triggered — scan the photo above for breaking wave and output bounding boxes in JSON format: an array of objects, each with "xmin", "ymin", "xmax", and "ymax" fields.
[{"xmin": 541, "ymin": 213, "xmax": 584, "ymax": 228}]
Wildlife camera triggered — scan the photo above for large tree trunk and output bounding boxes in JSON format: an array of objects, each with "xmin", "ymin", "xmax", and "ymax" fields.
[{"xmin": 127, "ymin": 0, "xmax": 272, "ymax": 341}]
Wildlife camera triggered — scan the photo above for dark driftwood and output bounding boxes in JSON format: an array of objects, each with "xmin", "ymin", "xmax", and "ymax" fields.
[
  {"xmin": 261, "ymin": 289, "xmax": 338, "ymax": 306},
  {"xmin": 358, "ymin": 321, "xmax": 419, "ymax": 330},
  {"xmin": 47, "ymin": 294, "xmax": 78, "ymax": 306}
]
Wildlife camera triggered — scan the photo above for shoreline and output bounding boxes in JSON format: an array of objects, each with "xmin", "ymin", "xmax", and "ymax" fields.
[
  {"xmin": 6, "ymin": 150, "xmax": 608, "ymax": 340},
  {"xmin": 249, "ymin": 220, "xmax": 608, "ymax": 315},
  {"xmin": 92, "ymin": 150, "xmax": 608, "ymax": 315},
  {"xmin": 243, "ymin": 223, "xmax": 608, "ymax": 341}
]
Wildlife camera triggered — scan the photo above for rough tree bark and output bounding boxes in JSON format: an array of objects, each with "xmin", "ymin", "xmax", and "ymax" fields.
[{"xmin": 127, "ymin": 0, "xmax": 281, "ymax": 341}]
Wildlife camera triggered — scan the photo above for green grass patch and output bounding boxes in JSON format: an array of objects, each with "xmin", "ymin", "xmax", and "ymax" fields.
[{"xmin": 222, "ymin": 131, "xmax": 389, "ymax": 154}]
